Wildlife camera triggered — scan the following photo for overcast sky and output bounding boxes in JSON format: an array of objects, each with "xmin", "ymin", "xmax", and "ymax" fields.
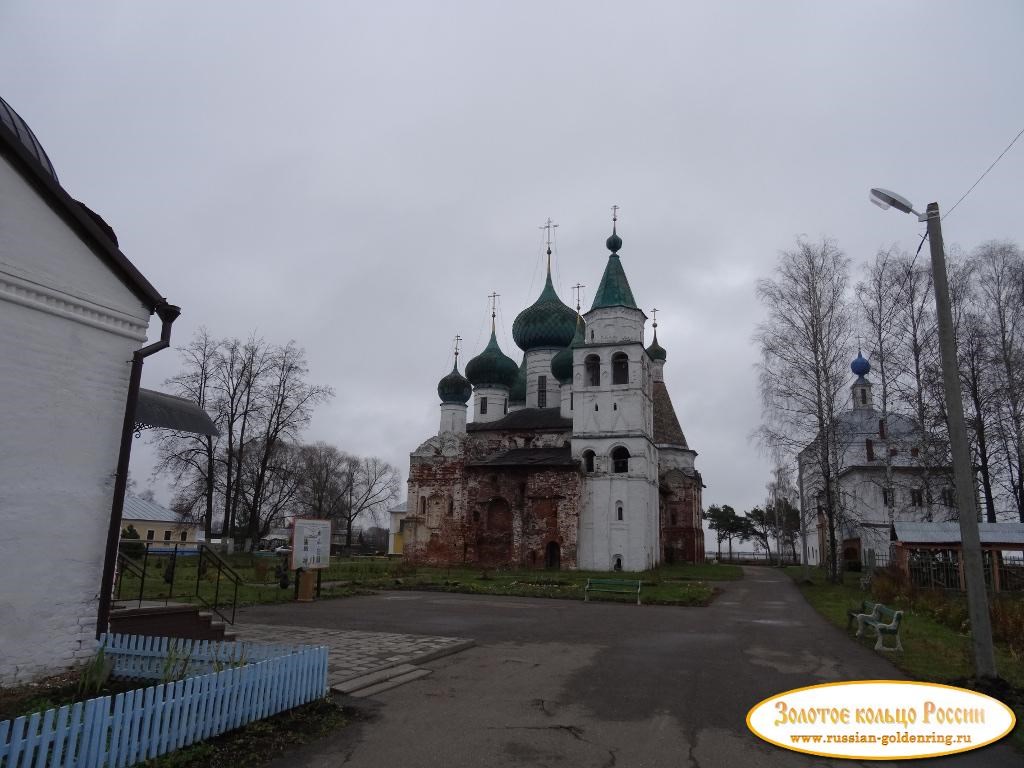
[{"xmin": 3, "ymin": 1, "xmax": 1023, "ymax": 520}]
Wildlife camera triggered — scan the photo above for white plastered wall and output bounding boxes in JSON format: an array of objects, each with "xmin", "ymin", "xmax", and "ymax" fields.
[{"xmin": 0, "ymin": 156, "xmax": 151, "ymax": 683}]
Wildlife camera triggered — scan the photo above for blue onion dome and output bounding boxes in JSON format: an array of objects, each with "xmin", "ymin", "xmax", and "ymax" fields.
[
  {"xmin": 509, "ymin": 358, "xmax": 527, "ymax": 403},
  {"xmin": 437, "ymin": 361, "xmax": 472, "ymax": 404},
  {"xmin": 646, "ymin": 327, "xmax": 667, "ymax": 361},
  {"xmin": 465, "ymin": 325, "xmax": 519, "ymax": 389},
  {"xmin": 512, "ymin": 265, "xmax": 577, "ymax": 352},
  {"xmin": 851, "ymin": 352, "xmax": 871, "ymax": 377},
  {"xmin": 551, "ymin": 314, "xmax": 586, "ymax": 384}
]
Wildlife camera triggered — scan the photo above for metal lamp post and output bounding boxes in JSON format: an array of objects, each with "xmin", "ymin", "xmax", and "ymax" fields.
[{"xmin": 869, "ymin": 188, "xmax": 997, "ymax": 679}]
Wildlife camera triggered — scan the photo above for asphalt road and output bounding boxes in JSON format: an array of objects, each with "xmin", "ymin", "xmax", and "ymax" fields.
[{"xmin": 243, "ymin": 567, "xmax": 1018, "ymax": 768}]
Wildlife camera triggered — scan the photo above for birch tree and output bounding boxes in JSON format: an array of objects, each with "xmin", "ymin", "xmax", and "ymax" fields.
[{"xmin": 756, "ymin": 237, "xmax": 853, "ymax": 582}]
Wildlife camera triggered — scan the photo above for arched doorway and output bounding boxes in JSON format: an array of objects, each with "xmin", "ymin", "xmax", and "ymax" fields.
[{"xmin": 545, "ymin": 541, "xmax": 561, "ymax": 570}]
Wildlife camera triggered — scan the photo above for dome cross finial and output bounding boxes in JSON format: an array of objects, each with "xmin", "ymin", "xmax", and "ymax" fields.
[
  {"xmin": 453, "ymin": 334, "xmax": 462, "ymax": 366},
  {"xmin": 606, "ymin": 206, "xmax": 623, "ymax": 253},
  {"xmin": 539, "ymin": 217, "xmax": 558, "ymax": 273},
  {"xmin": 651, "ymin": 307, "xmax": 659, "ymax": 329},
  {"xmin": 487, "ymin": 291, "xmax": 500, "ymax": 332},
  {"xmin": 572, "ymin": 283, "xmax": 586, "ymax": 312}
]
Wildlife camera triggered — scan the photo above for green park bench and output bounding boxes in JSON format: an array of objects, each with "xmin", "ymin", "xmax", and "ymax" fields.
[
  {"xmin": 854, "ymin": 603, "xmax": 904, "ymax": 652},
  {"xmin": 584, "ymin": 578, "xmax": 642, "ymax": 605}
]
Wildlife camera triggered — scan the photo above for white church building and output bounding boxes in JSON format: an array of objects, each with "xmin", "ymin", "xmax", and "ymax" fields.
[{"xmin": 0, "ymin": 95, "xmax": 177, "ymax": 683}]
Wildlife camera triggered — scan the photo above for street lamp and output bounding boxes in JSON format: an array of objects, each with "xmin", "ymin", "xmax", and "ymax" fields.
[{"xmin": 869, "ymin": 187, "xmax": 997, "ymax": 680}]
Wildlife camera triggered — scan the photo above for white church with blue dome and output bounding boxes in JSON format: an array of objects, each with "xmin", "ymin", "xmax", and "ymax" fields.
[{"xmin": 797, "ymin": 352, "xmax": 957, "ymax": 568}]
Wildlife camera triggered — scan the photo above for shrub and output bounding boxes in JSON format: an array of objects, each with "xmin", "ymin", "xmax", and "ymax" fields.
[
  {"xmin": 870, "ymin": 566, "xmax": 906, "ymax": 604},
  {"xmin": 120, "ymin": 525, "xmax": 146, "ymax": 560},
  {"xmin": 990, "ymin": 597, "xmax": 1024, "ymax": 657}
]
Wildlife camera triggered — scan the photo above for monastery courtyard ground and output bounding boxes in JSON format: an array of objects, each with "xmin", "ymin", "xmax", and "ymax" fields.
[{"xmin": 235, "ymin": 567, "xmax": 1017, "ymax": 768}]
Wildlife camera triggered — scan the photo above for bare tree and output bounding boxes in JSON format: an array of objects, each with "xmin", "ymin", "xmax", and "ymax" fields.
[
  {"xmin": 975, "ymin": 240, "xmax": 1024, "ymax": 520},
  {"xmin": 239, "ymin": 342, "xmax": 333, "ymax": 547},
  {"xmin": 152, "ymin": 330, "xmax": 333, "ymax": 547},
  {"xmin": 948, "ymin": 257, "xmax": 1000, "ymax": 522},
  {"xmin": 151, "ymin": 328, "xmax": 222, "ymax": 538},
  {"xmin": 756, "ymin": 237, "xmax": 853, "ymax": 581},
  {"xmin": 296, "ymin": 442, "xmax": 350, "ymax": 518},
  {"xmin": 235, "ymin": 440, "xmax": 305, "ymax": 544},
  {"xmin": 890, "ymin": 251, "xmax": 952, "ymax": 517},
  {"xmin": 856, "ymin": 247, "xmax": 908, "ymax": 529},
  {"xmin": 342, "ymin": 457, "xmax": 401, "ymax": 549}
]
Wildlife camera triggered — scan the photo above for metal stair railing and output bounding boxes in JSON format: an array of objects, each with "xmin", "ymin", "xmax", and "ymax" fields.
[{"xmin": 195, "ymin": 543, "xmax": 242, "ymax": 625}]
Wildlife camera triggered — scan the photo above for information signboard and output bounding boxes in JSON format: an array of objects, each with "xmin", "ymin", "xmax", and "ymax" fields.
[{"xmin": 290, "ymin": 518, "xmax": 331, "ymax": 570}]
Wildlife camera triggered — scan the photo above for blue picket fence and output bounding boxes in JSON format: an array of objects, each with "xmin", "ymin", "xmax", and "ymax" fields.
[{"xmin": 0, "ymin": 634, "xmax": 328, "ymax": 767}]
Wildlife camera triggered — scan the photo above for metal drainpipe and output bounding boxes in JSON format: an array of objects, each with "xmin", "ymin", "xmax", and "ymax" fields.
[{"xmin": 96, "ymin": 302, "xmax": 181, "ymax": 639}]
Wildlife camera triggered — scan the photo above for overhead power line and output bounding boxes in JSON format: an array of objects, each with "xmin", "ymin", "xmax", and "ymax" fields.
[{"xmin": 944, "ymin": 125, "xmax": 1024, "ymax": 220}]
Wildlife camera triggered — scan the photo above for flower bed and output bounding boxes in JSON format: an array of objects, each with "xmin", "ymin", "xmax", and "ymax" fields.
[{"xmin": 0, "ymin": 634, "xmax": 328, "ymax": 767}]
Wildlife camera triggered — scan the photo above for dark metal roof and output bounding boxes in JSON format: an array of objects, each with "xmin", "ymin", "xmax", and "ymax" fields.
[
  {"xmin": 893, "ymin": 521, "xmax": 1024, "ymax": 546},
  {"xmin": 0, "ymin": 94, "xmax": 166, "ymax": 311},
  {"xmin": 468, "ymin": 447, "xmax": 578, "ymax": 468},
  {"xmin": 0, "ymin": 96, "xmax": 57, "ymax": 181},
  {"xmin": 467, "ymin": 407, "xmax": 572, "ymax": 432},
  {"xmin": 123, "ymin": 495, "xmax": 186, "ymax": 524},
  {"xmin": 136, "ymin": 388, "xmax": 219, "ymax": 436},
  {"xmin": 653, "ymin": 381, "xmax": 688, "ymax": 448}
]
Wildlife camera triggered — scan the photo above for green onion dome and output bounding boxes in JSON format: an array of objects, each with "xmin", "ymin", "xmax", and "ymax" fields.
[
  {"xmin": 551, "ymin": 314, "xmax": 586, "ymax": 384},
  {"xmin": 646, "ymin": 327, "xmax": 667, "ymax": 361},
  {"xmin": 437, "ymin": 362, "xmax": 472, "ymax": 404},
  {"xmin": 509, "ymin": 358, "xmax": 527, "ymax": 403},
  {"xmin": 465, "ymin": 326, "xmax": 519, "ymax": 389},
  {"xmin": 512, "ymin": 267, "xmax": 577, "ymax": 352}
]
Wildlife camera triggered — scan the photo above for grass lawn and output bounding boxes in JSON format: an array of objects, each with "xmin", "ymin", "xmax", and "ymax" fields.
[
  {"xmin": 115, "ymin": 555, "xmax": 741, "ymax": 609},
  {"xmin": 785, "ymin": 566, "xmax": 1024, "ymax": 752}
]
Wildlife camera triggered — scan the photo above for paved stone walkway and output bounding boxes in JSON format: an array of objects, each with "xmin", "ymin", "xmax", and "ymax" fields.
[{"xmin": 233, "ymin": 623, "xmax": 474, "ymax": 687}]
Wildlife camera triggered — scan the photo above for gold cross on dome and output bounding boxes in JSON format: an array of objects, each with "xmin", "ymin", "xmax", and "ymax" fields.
[
  {"xmin": 572, "ymin": 283, "xmax": 586, "ymax": 312},
  {"xmin": 539, "ymin": 218, "xmax": 559, "ymax": 250}
]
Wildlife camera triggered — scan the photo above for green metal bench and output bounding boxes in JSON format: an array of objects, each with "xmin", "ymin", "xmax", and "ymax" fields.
[
  {"xmin": 585, "ymin": 578, "xmax": 642, "ymax": 605},
  {"xmin": 855, "ymin": 603, "xmax": 904, "ymax": 652}
]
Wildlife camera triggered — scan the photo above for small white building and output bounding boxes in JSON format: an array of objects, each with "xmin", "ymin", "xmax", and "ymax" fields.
[
  {"xmin": 121, "ymin": 495, "xmax": 204, "ymax": 549},
  {"xmin": 0, "ymin": 96, "xmax": 176, "ymax": 684}
]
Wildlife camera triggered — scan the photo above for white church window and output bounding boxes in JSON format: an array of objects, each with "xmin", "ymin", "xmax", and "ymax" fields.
[
  {"xmin": 941, "ymin": 488, "xmax": 955, "ymax": 507},
  {"xmin": 611, "ymin": 447, "xmax": 630, "ymax": 473},
  {"xmin": 911, "ymin": 488, "xmax": 924, "ymax": 507},
  {"xmin": 538, "ymin": 376, "xmax": 547, "ymax": 407},
  {"xmin": 616, "ymin": 502, "xmax": 623, "ymax": 521},
  {"xmin": 585, "ymin": 355, "xmax": 601, "ymax": 386},
  {"xmin": 883, "ymin": 487, "xmax": 893, "ymax": 507},
  {"xmin": 480, "ymin": 397, "xmax": 488, "ymax": 415},
  {"xmin": 612, "ymin": 352, "xmax": 628, "ymax": 384}
]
